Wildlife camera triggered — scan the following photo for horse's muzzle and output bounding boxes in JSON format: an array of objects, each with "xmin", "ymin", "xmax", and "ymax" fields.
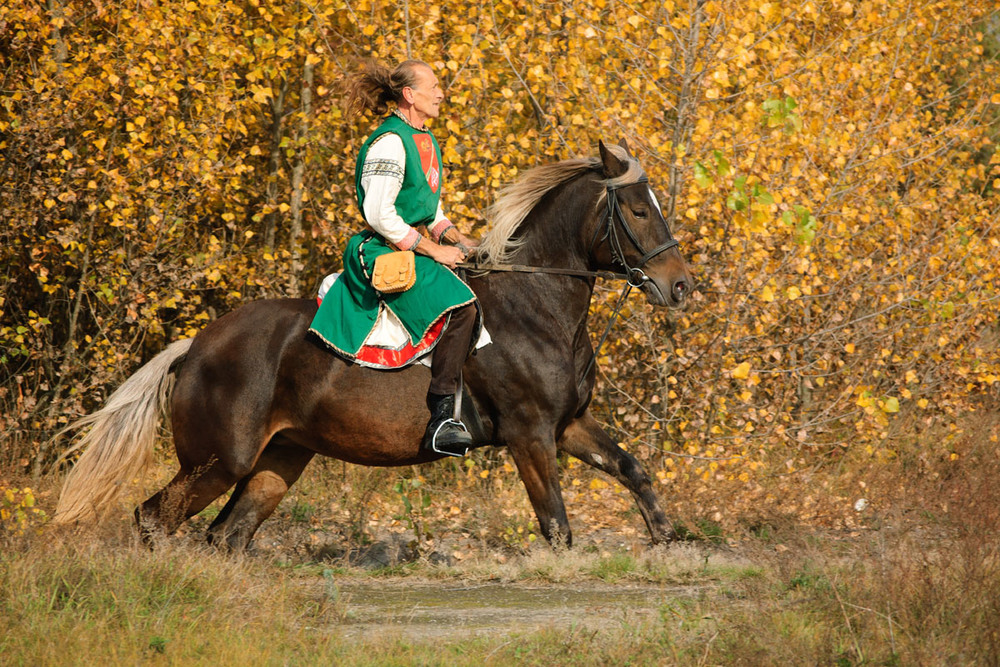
[{"xmin": 643, "ymin": 274, "xmax": 692, "ymax": 309}]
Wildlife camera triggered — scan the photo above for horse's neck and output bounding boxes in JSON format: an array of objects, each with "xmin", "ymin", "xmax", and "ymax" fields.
[
  {"xmin": 514, "ymin": 175, "xmax": 597, "ymax": 270},
  {"xmin": 507, "ymin": 177, "xmax": 600, "ymax": 328}
]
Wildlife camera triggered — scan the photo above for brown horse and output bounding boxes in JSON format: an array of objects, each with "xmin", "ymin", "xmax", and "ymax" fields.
[{"xmin": 54, "ymin": 140, "xmax": 693, "ymax": 550}]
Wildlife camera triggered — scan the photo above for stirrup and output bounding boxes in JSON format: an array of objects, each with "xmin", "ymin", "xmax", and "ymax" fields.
[{"xmin": 427, "ymin": 418, "xmax": 471, "ymax": 457}]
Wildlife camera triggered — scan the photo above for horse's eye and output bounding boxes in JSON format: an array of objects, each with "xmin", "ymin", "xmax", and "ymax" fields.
[{"xmin": 631, "ymin": 208, "xmax": 648, "ymax": 219}]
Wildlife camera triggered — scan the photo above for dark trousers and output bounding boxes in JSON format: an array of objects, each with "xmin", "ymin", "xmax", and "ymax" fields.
[{"xmin": 428, "ymin": 303, "xmax": 477, "ymax": 396}]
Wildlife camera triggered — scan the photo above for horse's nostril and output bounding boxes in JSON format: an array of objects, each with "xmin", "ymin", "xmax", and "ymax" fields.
[{"xmin": 673, "ymin": 281, "xmax": 688, "ymax": 299}]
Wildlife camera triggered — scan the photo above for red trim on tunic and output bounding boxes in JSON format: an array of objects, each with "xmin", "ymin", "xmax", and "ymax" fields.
[{"xmin": 354, "ymin": 316, "xmax": 447, "ymax": 368}]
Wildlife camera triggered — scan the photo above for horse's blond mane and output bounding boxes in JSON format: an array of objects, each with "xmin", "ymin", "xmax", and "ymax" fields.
[{"xmin": 476, "ymin": 144, "xmax": 645, "ymax": 264}]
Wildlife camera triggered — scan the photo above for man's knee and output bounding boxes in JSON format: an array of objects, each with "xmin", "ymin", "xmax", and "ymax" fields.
[{"xmin": 452, "ymin": 303, "xmax": 477, "ymax": 327}]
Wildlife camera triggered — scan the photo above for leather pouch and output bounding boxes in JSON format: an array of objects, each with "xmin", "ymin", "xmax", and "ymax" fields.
[{"xmin": 371, "ymin": 251, "xmax": 416, "ymax": 293}]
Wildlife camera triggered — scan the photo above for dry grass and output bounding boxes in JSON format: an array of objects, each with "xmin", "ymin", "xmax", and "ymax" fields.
[
  {"xmin": 3, "ymin": 412, "xmax": 999, "ymax": 664},
  {"xmin": 3, "ymin": 512, "xmax": 998, "ymax": 665}
]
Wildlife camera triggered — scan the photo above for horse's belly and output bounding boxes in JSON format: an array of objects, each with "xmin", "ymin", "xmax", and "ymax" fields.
[
  {"xmin": 286, "ymin": 365, "xmax": 438, "ymax": 466},
  {"xmin": 300, "ymin": 418, "xmax": 430, "ymax": 466}
]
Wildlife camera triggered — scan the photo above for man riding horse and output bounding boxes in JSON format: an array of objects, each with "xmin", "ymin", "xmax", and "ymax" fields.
[
  {"xmin": 53, "ymin": 60, "xmax": 693, "ymax": 549},
  {"xmin": 308, "ymin": 59, "xmax": 482, "ymax": 457}
]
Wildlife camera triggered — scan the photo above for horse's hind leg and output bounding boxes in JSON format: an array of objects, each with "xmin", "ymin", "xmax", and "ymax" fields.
[
  {"xmin": 206, "ymin": 437, "xmax": 315, "ymax": 552},
  {"xmin": 557, "ymin": 412, "xmax": 676, "ymax": 544},
  {"xmin": 136, "ymin": 464, "xmax": 242, "ymax": 542},
  {"xmin": 136, "ymin": 423, "xmax": 264, "ymax": 541}
]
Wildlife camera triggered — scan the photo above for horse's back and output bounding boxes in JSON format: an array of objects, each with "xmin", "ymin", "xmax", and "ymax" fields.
[{"xmin": 171, "ymin": 297, "xmax": 438, "ymax": 467}]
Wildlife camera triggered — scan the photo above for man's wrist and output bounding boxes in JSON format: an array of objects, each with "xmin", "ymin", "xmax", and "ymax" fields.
[
  {"xmin": 393, "ymin": 227, "xmax": 422, "ymax": 251},
  {"xmin": 429, "ymin": 219, "xmax": 456, "ymax": 243}
]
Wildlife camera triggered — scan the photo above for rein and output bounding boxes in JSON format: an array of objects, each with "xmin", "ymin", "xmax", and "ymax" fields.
[
  {"xmin": 458, "ymin": 177, "xmax": 681, "ymax": 381},
  {"xmin": 456, "ymin": 261, "xmax": 627, "ymax": 282}
]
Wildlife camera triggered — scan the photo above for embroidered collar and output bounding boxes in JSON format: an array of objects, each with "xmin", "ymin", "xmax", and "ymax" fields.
[{"xmin": 393, "ymin": 108, "xmax": 427, "ymax": 132}]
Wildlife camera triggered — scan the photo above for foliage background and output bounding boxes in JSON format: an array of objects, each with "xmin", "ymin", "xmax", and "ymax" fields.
[{"xmin": 2, "ymin": 0, "xmax": 998, "ymax": 532}]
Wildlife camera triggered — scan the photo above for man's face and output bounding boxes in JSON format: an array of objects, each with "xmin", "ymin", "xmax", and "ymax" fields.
[{"xmin": 405, "ymin": 66, "xmax": 444, "ymax": 120}]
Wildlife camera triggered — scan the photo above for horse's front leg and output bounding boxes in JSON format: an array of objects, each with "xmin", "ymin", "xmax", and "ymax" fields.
[
  {"xmin": 508, "ymin": 435, "xmax": 572, "ymax": 547},
  {"xmin": 558, "ymin": 412, "xmax": 676, "ymax": 544}
]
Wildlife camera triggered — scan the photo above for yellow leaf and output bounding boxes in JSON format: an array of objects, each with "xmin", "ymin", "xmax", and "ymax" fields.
[
  {"xmin": 882, "ymin": 397, "xmax": 900, "ymax": 413},
  {"xmin": 845, "ymin": 343, "xmax": 855, "ymax": 354},
  {"xmin": 251, "ymin": 85, "xmax": 271, "ymax": 103},
  {"xmin": 786, "ymin": 286, "xmax": 801, "ymax": 300},
  {"xmin": 732, "ymin": 362, "xmax": 751, "ymax": 380},
  {"xmin": 760, "ymin": 286, "xmax": 775, "ymax": 302}
]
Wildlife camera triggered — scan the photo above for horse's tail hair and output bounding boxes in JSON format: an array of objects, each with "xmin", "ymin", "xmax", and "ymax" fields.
[{"xmin": 53, "ymin": 338, "xmax": 194, "ymax": 525}]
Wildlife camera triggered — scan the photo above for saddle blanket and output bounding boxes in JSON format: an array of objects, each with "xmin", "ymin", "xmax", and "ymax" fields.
[{"xmin": 316, "ymin": 273, "xmax": 491, "ymax": 367}]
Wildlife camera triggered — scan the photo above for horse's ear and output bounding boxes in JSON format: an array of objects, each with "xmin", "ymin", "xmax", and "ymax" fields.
[
  {"xmin": 618, "ymin": 137, "xmax": 633, "ymax": 156},
  {"xmin": 599, "ymin": 139, "xmax": 628, "ymax": 178}
]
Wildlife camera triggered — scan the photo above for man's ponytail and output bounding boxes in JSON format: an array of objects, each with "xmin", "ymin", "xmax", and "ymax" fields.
[{"xmin": 343, "ymin": 59, "xmax": 430, "ymax": 117}]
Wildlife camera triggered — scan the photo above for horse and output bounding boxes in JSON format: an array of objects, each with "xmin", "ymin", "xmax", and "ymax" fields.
[{"xmin": 54, "ymin": 139, "xmax": 693, "ymax": 551}]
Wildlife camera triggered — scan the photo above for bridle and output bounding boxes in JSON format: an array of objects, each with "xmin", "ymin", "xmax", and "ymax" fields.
[
  {"xmin": 589, "ymin": 176, "xmax": 680, "ymax": 289},
  {"xmin": 460, "ymin": 176, "xmax": 679, "ymax": 284},
  {"xmin": 458, "ymin": 176, "xmax": 682, "ymax": 381}
]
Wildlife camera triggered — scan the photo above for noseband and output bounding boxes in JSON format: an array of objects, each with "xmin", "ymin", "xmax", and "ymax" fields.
[{"xmin": 590, "ymin": 177, "xmax": 680, "ymax": 287}]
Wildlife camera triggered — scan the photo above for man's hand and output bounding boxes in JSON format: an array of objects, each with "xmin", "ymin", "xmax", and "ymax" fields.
[
  {"xmin": 416, "ymin": 237, "xmax": 466, "ymax": 269},
  {"xmin": 441, "ymin": 225, "xmax": 480, "ymax": 250},
  {"xmin": 456, "ymin": 232, "xmax": 480, "ymax": 249},
  {"xmin": 434, "ymin": 244, "xmax": 467, "ymax": 269}
]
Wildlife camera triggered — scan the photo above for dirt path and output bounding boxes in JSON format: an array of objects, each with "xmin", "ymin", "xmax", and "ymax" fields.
[{"xmin": 331, "ymin": 580, "xmax": 705, "ymax": 639}]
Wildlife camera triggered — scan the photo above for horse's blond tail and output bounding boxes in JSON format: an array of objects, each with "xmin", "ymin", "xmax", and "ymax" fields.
[{"xmin": 53, "ymin": 339, "xmax": 194, "ymax": 525}]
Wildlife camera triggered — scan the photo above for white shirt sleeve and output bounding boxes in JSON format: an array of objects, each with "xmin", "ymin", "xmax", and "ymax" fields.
[{"xmin": 359, "ymin": 133, "xmax": 421, "ymax": 250}]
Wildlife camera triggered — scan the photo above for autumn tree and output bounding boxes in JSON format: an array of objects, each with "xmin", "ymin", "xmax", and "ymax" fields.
[{"xmin": 1, "ymin": 1, "xmax": 997, "ymax": 525}]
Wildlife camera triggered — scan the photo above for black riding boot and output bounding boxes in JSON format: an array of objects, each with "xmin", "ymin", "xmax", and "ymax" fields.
[{"xmin": 423, "ymin": 392, "xmax": 472, "ymax": 457}]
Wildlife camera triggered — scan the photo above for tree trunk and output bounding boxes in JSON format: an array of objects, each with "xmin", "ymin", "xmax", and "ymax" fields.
[
  {"xmin": 288, "ymin": 56, "xmax": 313, "ymax": 296},
  {"xmin": 264, "ymin": 79, "xmax": 289, "ymax": 251}
]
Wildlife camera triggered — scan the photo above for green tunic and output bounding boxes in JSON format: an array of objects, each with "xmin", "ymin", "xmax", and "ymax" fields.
[{"xmin": 308, "ymin": 115, "xmax": 477, "ymax": 367}]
